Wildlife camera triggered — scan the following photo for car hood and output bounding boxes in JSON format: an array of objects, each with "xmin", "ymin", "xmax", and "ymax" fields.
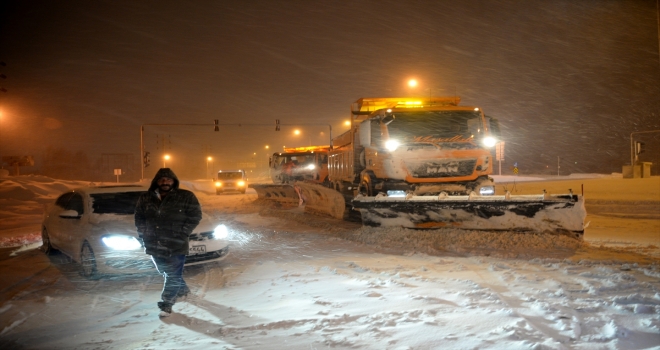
[{"xmin": 88, "ymin": 212, "xmax": 218, "ymax": 235}]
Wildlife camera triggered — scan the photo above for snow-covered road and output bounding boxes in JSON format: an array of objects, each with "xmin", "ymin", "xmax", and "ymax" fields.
[{"xmin": 0, "ymin": 175, "xmax": 659, "ymax": 349}]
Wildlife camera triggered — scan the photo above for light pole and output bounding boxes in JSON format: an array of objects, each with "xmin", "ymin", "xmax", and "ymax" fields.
[
  {"xmin": 557, "ymin": 156, "xmax": 560, "ymax": 176},
  {"xmin": 163, "ymin": 154, "xmax": 170, "ymax": 168}
]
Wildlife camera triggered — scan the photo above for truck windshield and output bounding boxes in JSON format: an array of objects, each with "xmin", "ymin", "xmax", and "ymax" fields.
[
  {"xmin": 385, "ymin": 111, "xmax": 483, "ymax": 142},
  {"xmin": 217, "ymin": 172, "xmax": 243, "ymax": 179}
]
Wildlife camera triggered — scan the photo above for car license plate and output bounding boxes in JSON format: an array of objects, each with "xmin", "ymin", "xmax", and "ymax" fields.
[{"xmin": 189, "ymin": 245, "xmax": 206, "ymax": 254}]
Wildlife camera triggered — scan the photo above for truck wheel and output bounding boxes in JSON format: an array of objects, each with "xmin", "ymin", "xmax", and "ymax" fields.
[{"xmin": 358, "ymin": 177, "xmax": 374, "ymax": 197}]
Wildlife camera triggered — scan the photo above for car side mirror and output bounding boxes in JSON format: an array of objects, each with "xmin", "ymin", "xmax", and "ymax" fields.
[{"xmin": 59, "ymin": 209, "xmax": 81, "ymax": 219}]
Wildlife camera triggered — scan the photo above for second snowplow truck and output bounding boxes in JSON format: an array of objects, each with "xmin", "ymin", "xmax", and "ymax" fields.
[{"xmin": 328, "ymin": 97, "xmax": 498, "ymax": 197}]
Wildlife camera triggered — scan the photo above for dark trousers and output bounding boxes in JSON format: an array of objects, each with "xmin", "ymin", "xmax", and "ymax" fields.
[{"xmin": 151, "ymin": 255, "xmax": 188, "ymax": 306}]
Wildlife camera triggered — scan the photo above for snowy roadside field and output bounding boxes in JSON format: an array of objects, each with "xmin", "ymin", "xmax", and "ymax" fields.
[{"xmin": 0, "ymin": 174, "xmax": 659, "ymax": 349}]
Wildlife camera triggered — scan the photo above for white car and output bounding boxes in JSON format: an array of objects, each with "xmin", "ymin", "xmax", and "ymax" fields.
[{"xmin": 41, "ymin": 185, "xmax": 229, "ymax": 278}]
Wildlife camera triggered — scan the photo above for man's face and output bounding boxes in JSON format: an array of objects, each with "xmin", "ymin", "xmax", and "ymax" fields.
[{"xmin": 157, "ymin": 177, "xmax": 174, "ymax": 192}]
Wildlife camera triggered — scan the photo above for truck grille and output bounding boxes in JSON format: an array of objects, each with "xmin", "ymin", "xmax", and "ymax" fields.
[{"xmin": 408, "ymin": 159, "xmax": 476, "ymax": 178}]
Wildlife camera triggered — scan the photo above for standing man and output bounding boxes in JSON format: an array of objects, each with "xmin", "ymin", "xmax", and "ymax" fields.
[{"xmin": 135, "ymin": 168, "xmax": 202, "ymax": 317}]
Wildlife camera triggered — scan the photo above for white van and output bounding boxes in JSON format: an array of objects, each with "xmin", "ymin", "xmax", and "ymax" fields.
[{"xmin": 214, "ymin": 170, "xmax": 247, "ymax": 194}]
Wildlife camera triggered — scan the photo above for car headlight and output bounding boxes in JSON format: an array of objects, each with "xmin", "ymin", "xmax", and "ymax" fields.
[
  {"xmin": 102, "ymin": 235, "xmax": 142, "ymax": 250},
  {"xmin": 306, "ymin": 164, "xmax": 315, "ymax": 170},
  {"xmin": 215, "ymin": 181, "xmax": 222, "ymax": 187},
  {"xmin": 213, "ymin": 224, "xmax": 229, "ymax": 239},
  {"xmin": 385, "ymin": 139, "xmax": 400, "ymax": 151},
  {"xmin": 237, "ymin": 180, "xmax": 246, "ymax": 187},
  {"xmin": 482, "ymin": 136, "xmax": 497, "ymax": 148}
]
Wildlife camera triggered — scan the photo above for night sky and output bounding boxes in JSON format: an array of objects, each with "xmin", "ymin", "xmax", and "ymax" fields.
[{"xmin": 0, "ymin": 0, "xmax": 659, "ymax": 180}]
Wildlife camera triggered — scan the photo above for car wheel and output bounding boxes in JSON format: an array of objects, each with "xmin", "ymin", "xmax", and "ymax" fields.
[
  {"xmin": 41, "ymin": 227, "xmax": 57, "ymax": 255},
  {"xmin": 80, "ymin": 241, "xmax": 98, "ymax": 279}
]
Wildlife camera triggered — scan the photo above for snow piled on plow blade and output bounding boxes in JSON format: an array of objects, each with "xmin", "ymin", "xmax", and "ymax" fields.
[
  {"xmin": 249, "ymin": 184, "xmax": 301, "ymax": 206},
  {"xmin": 353, "ymin": 194, "xmax": 587, "ymax": 240},
  {"xmin": 251, "ymin": 182, "xmax": 347, "ymax": 219}
]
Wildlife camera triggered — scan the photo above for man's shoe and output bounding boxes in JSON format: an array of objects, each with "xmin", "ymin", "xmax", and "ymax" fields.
[{"xmin": 158, "ymin": 301, "xmax": 172, "ymax": 317}]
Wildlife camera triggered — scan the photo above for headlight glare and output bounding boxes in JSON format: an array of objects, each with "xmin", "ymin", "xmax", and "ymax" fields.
[
  {"xmin": 306, "ymin": 164, "xmax": 315, "ymax": 170},
  {"xmin": 213, "ymin": 224, "xmax": 229, "ymax": 239},
  {"xmin": 482, "ymin": 137, "xmax": 497, "ymax": 148},
  {"xmin": 237, "ymin": 181, "xmax": 246, "ymax": 187},
  {"xmin": 102, "ymin": 235, "xmax": 142, "ymax": 250},
  {"xmin": 385, "ymin": 139, "xmax": 400, "ymax": 151},
  {"xmin": 215, "ymin": 182, "xmax": 222, "ymax": 187}
]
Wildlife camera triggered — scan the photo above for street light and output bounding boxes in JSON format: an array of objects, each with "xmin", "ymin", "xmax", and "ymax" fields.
[
  {"xmin": 294, "ymin": 129, "xmax": 312, "ymax": 146},
  {"xmin": 206, "ymin": 156, "xmax": 212, "ymax": 179},
  {"xmin": 163, "ymin": 154, "xmax": 170, "ymax": 167}
]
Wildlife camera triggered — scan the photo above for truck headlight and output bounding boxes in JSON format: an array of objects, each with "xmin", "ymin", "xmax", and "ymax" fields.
[
  {"xmin": 306, "ymin": 164, "xmax": 315, "ymax": 170},
  {"xmin": 237, "ymin": 181, "xmax": 246, "ymax": 187},
  {"xmin": 215, "ymin": 181, "xmax": 222, "ymax": 187},
  {"xmin": 213, "ymin": 224, "xmax": 229, "ymax": 239},
  {"xmin": 385, "ymin": 139, "xmax": 400, "ymax": 151},
  {"xmin": 482, "ymin": 137, "xmax": 497, "ymax": 148},
  {"xmin": 479, "ymin": 186, "xmax": 495, "ymax": 196},
  {"xmin": 102, "ymin": 235, "xmax": 142, "ymax": 250}
]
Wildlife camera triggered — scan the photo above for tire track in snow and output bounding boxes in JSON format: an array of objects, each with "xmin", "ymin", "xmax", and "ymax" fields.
[{"xmin": 463, "ymin": 258, "xmax": 577, "ymax": 347}]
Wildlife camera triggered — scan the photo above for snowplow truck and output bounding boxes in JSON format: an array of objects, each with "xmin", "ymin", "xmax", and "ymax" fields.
[
  {"xmin": 327, "ymin": 97, "xmax": 498, "ymax": 197},
  {"xmin": 251, "ymin": 97, "xmax": 586, "ymax": 238},
  {"xmin": 269, "ymin": 146, "xmax": 330, "ymax": 184}
]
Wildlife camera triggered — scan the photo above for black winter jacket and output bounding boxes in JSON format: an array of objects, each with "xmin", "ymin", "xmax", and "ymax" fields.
[{"xmin": 134, "ymin": 168, "xmax": 202, "ymax": 257}]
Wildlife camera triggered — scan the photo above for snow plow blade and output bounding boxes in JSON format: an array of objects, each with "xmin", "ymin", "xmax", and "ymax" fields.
[
  {"xmin": 295, "ymin": 182, "xmax": 346, "ymax": 219},
  {"xmin": 352, "ymin": 193, "xmax": 586, "ymax": 239},
  {"xmin": 251, "ymin": 182, "xmax": 347, "ymax": 219},
  {"xmin": 250, "ymin": 184, "xmax": 301, "ymax": 206}
]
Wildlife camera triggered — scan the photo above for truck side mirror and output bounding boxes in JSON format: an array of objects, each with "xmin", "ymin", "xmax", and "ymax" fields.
[{"xmin": 382, "ymin": 114, "xmax": 395, "ymax": 125}]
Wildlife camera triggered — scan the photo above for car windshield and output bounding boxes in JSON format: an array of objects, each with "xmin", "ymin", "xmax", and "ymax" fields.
[
  {"xmin": 217, "ymin": 172, "xmax": 243, "ymax": 179},
  {"xmin": 91, "ymin": 191, "xmax": 144, "ymax": 214},
  {"xmin": 384, "ymin": 111, "xmax": 483, "ymax": 141}
]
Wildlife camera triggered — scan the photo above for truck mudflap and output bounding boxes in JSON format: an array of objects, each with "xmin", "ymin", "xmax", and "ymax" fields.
[
  {"xmin": 249, "ymin": 184, "xmax": 301, "ymax": 206},
  {"xmin": 352, "ymin": 192, "xmax": 587, "ymax": 239}
]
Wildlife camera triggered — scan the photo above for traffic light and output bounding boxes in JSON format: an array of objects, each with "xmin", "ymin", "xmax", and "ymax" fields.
[
  {"xmin": 143, "ymin": 151, "xmax": 150, "ymax": 168},
  {"xmin": 275, "ymin": 119, "xmax": 280, "ymax": 131},
  {"xmin": 635, "ymin": 141, "xmax": 645, "ymax": 155},
  {"xmin": 214, "ymin": 119, "xmax": 219, "ymax": 132}
]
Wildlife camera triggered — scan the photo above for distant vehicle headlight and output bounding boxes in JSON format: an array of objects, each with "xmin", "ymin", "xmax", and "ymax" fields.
[
  {"xmin": 385, "ymin": 139, "xmax": 400, "ymax": 151},
  {"xmin": 215, "ymin": 181, "xmax": 222, "ymax": 187},
  {"xmin": 102, "ymin": 235, "xmax": 142, "ymax": 250},
  {"xmin": 306, "ymin": 164, "xmax": 315, "ymax": 170},
  {"xmin": 213, "ymin": 224, "xmax": 229, "ymax": 239},
  {"xmin": 482, "ymin": 137, "xmax": 497, "ymax": 148},
  {"xmin": 237, "ymin": 181, "xmax": 246, "ymax": 187}
]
